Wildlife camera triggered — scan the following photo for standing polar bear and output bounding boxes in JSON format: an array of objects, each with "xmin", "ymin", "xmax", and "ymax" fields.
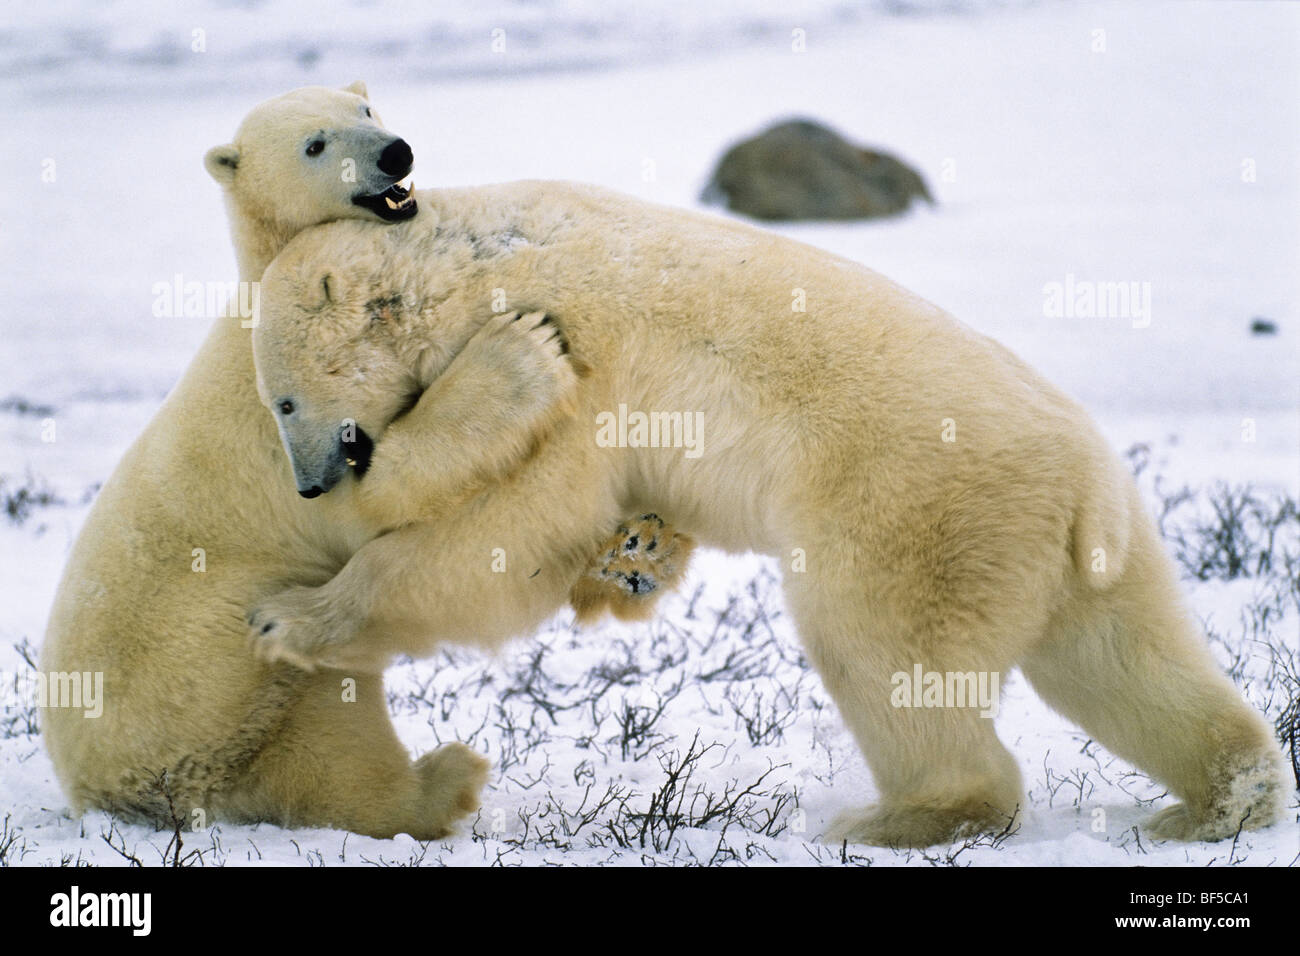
[
  {"xmin": 249, "ymin": 180, "xmax": 1287, "ymax": 848},
  {"xmin": 41, "ymin": 84, "xmax": 682, "ymax": 840}
]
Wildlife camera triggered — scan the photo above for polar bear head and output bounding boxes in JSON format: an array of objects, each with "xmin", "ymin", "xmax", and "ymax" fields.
[
  {"xmin": 251, "ymin": 222, "xmax": 459, "ymax": 498},
  {"xmin": 205, "ymin": 82, "xmax": 417, "ymax": 265}
]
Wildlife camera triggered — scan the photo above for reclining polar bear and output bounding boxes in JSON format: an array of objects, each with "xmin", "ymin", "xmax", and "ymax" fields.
[{"xmin": 247, "ymin": 180, "xmax": 1287, "ymax": 847}]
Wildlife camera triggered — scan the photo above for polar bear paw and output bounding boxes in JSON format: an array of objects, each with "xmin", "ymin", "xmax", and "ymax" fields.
[
  {"xmin": 247, "ymin": 585, "xmax": 378, "ymax": 673},
  {"xmin": 410, "ymin": 743, "xmax": 491, "ymax": 840},
  {"xmin": 1145, "ymin": 750, "xmax": 1286, "ymax": 842},
  {"xmin": 1143, "ymin": 801, "xmax": 1266, "ymax": 843},
  {"xmin": 465, "ymin": 309, "xmax": 581, "ymax": 421},
  {"xmin": 569, "ymin": 514, "xmax": 695, "ymax": 623},
  {"xmin": 826, "ymin": 801, "xmax": 1019, "ymax": 849}
]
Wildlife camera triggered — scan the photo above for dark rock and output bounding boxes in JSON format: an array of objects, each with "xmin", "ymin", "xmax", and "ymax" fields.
[
  {"xmin": 1250, "ymin": 317, "xmax": 1277, "ymax": 335},
  {"xmin": 701, "ymin": 118, "xmax": 933, "ymax": 222},
  {"xmin": 0, "ymin": 395, "xmax": 55, "ymax": 417}
]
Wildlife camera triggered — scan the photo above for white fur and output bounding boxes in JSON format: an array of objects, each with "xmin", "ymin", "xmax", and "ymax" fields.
[
  {"xmin": 40, "ymin": 88, "xmax": 680, "ymax": 838},
  {"xmin": 247, "ymin": 180, "xmax": 1289, "ymax": 848}
]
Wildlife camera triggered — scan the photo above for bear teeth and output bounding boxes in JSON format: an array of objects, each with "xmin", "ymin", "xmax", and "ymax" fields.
[{"xmin": 384, "ymin": 180, "xmax": 415, "ymax": 210}]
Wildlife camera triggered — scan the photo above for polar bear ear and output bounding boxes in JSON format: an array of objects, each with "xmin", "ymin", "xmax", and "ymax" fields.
[
  {"xmin": 303, "ymin": 269, "xmax": 338, "ymax": 312},
  {"xmin": 342, "ymin": 80, "xmax": 368, "ymax": 100},
  {"xmin": 204, "ymin": 144, "xmax": 240, "ymax": 185}
]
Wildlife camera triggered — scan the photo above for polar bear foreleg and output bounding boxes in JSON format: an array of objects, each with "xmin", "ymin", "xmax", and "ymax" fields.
[{"xmin": 249, "ymin": 428, "xmax": 618, "ymax": 671}]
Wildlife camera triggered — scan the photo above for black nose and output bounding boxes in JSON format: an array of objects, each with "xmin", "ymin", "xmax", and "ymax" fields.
[
  {"xmin": 377, "ymin": 139, "xmax": 413, "ymax": 177},
  {"xmin": 299, "ymin": 486, "xmax": 323, "ymax": 499}
]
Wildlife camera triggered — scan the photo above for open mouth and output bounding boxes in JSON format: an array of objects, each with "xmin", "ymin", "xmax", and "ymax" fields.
[
  {"xmin": 353, "ymin": 178, "xmax": 417, "ymax": 222},
  {"xmin": 341, "ymin": 426, "xmax": 374, "ymax": 477}
]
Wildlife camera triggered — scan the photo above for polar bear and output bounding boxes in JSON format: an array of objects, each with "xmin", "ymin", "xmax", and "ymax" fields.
[
  {"xmin": 247, "ymin": 180, "xmax": 1288, "ymax": 848},
  {"xmin": 203, "ymin": 81, "xmax": 688, "ymax": 618},
  {"xmin": 40, "ymin": 85, "xmax": 679, "ymax": 839},
  {"xmin": 202, "ymin": 81, "xmax": 419, "ymax": 279}
]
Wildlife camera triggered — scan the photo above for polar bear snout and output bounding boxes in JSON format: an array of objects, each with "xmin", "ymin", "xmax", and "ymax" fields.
[
  {"xmin": 277, "ymin": 416, "xmax": 372, "ymax": 498},
  {"xmin": 350, "ymin": 135, "xmax": 417, "ymax": 222}
]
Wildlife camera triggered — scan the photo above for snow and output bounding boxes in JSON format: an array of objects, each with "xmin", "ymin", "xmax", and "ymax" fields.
[{"xmin": 0, "ymin": 0, "xmax": 1297, "ymax": 865}]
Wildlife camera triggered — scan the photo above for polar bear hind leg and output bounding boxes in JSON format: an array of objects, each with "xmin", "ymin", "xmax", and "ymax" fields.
[
  {"xmin": 215, "ymin": 671, "xmax": 487, "ymax": 840},
  {"xmin": 1018, "ymin": 520, "xmax": 1287, "ymax": 842}
]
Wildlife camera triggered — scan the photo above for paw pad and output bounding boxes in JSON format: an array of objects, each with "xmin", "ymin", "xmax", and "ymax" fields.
[{"xmin": 588, "ymin": 515, "xmax": 688, "ymax": 601}]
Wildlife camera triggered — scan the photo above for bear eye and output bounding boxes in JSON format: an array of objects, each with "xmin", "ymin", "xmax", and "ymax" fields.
[
  {"xmin": 305, "ymin": 140, "xmax": 325, "ymax": 157},
  {"xmin": 278, "ymin": 400, "xmax": 295, "ymax": 415},
  {"xmin": 364, "ymin": 107, "xmax": 372, "ymax": 118}
]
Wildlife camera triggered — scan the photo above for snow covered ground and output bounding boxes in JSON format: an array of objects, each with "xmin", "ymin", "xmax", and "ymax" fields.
[{"xmin": 0, "ymin": 0, "xmax": 1296, "ymax": 866}]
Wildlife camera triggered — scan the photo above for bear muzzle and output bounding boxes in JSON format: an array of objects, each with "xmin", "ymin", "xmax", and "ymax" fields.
[{"xmin": 281, "ymin": 421, "xmax": 373, "ymax": 498}]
